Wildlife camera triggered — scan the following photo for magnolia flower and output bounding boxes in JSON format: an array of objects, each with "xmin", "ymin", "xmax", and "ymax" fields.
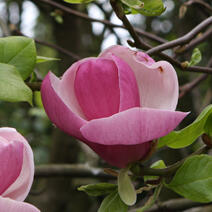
[
  {"xmin": 41, "ymin": 45, "xmax": 188, "ymax": 168},
  {"xmin": 0, "ymin": 128, "xmax": 40, "ymax": 212}
]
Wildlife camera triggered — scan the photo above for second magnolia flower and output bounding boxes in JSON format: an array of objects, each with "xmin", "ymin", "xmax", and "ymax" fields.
[{"xmin": 41, "ymin": 45, "xmax": 188, "ymax": 168}]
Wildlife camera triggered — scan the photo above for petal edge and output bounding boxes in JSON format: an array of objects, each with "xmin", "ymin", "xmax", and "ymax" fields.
[{"xmin": 81, "ymin": 107, "xmax": 189, "ymax": 145}]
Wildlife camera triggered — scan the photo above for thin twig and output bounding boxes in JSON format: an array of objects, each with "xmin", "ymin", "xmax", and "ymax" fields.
[
  {"xmin": 36, "ymin": 0, "xmax": 165, "ymax": 44},
  {"xmin": 35, "ymin": 164, "xmax": 116, "ymax": 179},
  {"xmin": 110, "ymin": 0, "xmax": 149, "ymax": 50},
  {"xmin": 146, "ymin": 16, "xmax": 212, "ymax": 55},
  {"xmin": 179, "ymin": 57, "xmax": 212, "ymax": 98},
  {"xmin": 179, "ymin": 74, "xmax": 208, "ymax": 98},
  {"xmin": 131, "ymin": 145, "xmax": 209, "ymax": 177},
  {"xmin": 34, "ymin": 146, "xmax": 209, "ymax": 179},
  {"xmin": 35, "ymin": 38, "xmax": 81, "ymax": 60},
  {"xmin": 145, "ymin": 198, "xmax": 211, "ymax": 212},
  {"xmin": 185, "ymin": 65, "xmax": 212, "ymax": 74},
  {"xmin": 185, "ymin": 0, "xmax": 212, "ymax": 13},
  {"xmin": 12, "ymin": 26, "xmax": 81, "ymax": 60},
  {"xmin": 175, "ymin": 27, "xmax": 212, "ymax": 53}
]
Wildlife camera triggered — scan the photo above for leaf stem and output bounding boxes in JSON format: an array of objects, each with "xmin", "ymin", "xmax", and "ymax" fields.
[{"xmin": 131, "ymin": 145, "xmax": 209, "ymax": 177}]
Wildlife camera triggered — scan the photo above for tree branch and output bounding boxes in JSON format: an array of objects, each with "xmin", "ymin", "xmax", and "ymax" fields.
[
  {"xmin": 12, "ymin": 26, "xmax": 81, "ymax": 61},
  {"xmin": 185, "ymin": 0, "xmax": 212, "ymax": 14},
  {"xmin": 145, "ymin": 198, "xmax": 211, "ymax": 212},
  {"xmin": 175, "ymin": 27, "xmax": 212, "ymax": 53},
  {"xmin": 35, "ymin": 164, "xmax": 116, "ymax": 179},
  {"xmin": 179, "ymin": 74, "xmax": 208, "ymax": 98},
  {"xmin": 131, "ymin": 145, "xmax": 209, "ymax": 177},
  {"xmin": 36, "ymin": 0, "xmax": 165, "ymax": 44},
  {"xmin": 146, "ymin": 16, "xmax": 212, "ymax": 55},
  {"xmin": 110, "ymin": 0, "xmax": 149, "ymax": 50},
  {"xmin": 179, "ymin": 57, "xmax": 212, "ymax": 98}
]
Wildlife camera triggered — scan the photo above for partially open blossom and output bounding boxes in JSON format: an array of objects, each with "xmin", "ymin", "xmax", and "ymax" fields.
[
  {"xmin": 0, "ymin": 128, "xmax": 40, "ymax": 212},
  {"xmin": 41, "ymin": 45, "xmax": 188, "ymax": 168}
]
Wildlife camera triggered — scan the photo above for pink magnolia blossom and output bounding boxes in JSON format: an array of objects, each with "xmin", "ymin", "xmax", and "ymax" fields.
[
  {"xmin": 41, "ymin": 45, "xmax": 188, "ymax": 168},
  {"xmin": 0, "ymin": 128, "xmax": 40, "ymax": 212}
]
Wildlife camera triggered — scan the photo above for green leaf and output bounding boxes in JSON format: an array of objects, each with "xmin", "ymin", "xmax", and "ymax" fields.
[
  {"xmin": 122, "ymin": 0, "xmax": 165, "ymax": 16},
  {"xmin": 0, "ymin": 36, "xmax": 36, "ymax": 80},
  {"xmin": 34, "ymin": 91, "xmax": 44, "ymax": 108},
  {"xmin": 64, "ymin": 0, "xmax": 94, "ymax": 4},
  {"xmin": 158, "ymin": 105, "xmax": 212, "ymax": 149},
  {"xmin": 78, "ymin": 183, "xmax": 117, "ymax": 197},
  {"xmin": 144, "ymin": 160, "xmax": 166, "ymax": 182},
  {"xmin": 136, "ymin": 184, "xmax": 163, "ymax": 212},
  {"xmin": 120, "ymin": 0, "xmax": 144, "ymax": 10},
  {"xmin": 98, "ymin": 191, "xmax": 128, "ymax": 212},
  {"xmin": 166, "ymin": 155, "xmax": 212, "ymax": 203},
  {"xmin": 50, "ymin": 12, "xmax": 63, "ymax": 24},
  {"xmin": 150, "ymin": 160, "xmax": 166, "ymax": 169},
  {"xmin": 139, "ymin": 0, "xmax": 165, "ymax": 16},
  {"xmin": 204, "ymin": 113, "xmax": 212, "ymax": 138},
  {"xmin": 36, "ymin": 56, "xmax": 60, "ymax": 64},
  {"xmin": 0, "ymin": 63, "xmax": 32, "ymax": 105},
  {"xmin": 188, "ymin": 48, "xmax": 202, "ymax": 67},
  {"xmin": 118, "ymin": 168, "xmax": 137, "ymax": 206}
]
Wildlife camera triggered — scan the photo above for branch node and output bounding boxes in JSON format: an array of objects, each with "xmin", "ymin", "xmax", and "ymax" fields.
[{"xmin": 127, "ymin": 40, "xmax": 136, "ymax": 47}]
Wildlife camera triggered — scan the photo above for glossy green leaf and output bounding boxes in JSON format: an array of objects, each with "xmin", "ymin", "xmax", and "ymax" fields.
[
  {"xmin": 158, "ymin": 105, "xmax": 212, "ymax": 149},
  {"xmin": 36, "ymin": 56, "xmax": 60, "ymax": 63},
  {"xmin": 166, "ymin": 155, "xmax": 212, "ymax": 202},
  {"xmin": 98, "ymin": 191, "xmax": 128, "ymax": 212},
  {"xmin": 64, "ymin": 0, "xmax": 94, "ymax": 4},
  {"xmin": 144, "ymin": 160, "xmax": 166, "ymax": 182},
  {"xmin": 120, "ymin": 0, "xmax": 144, "ymax": 10},
  {"xmin": 118, "ymin": 168, "xmax": 137, "ymax": 206},
  {"xmin": 138, "ymin": 0, "xmax": 165, "ymax": 16},
  {"xmin": 0, "ymin": 63, "xmax": 32, "ymax": 104},
  {"xmin": 122, "ymin": 0, "xmax": 165, "ymax": 16},
  {"xmin": 136, "ymin": 184, "xmax": 163, "ymax": 212},
  {"xmin": 204, "ymin": 113, "xmax": 212, "ymax": 137},
  {"xmin": 0, "ymin": 36, "xmax": 36, "ymax": 80},
  {"xmin": 78, "ymin": 183, "xmax": 117, "ymax": 197},
  {"xmin": 188, "ymin": 48, "xmax": 202, "ymax": 67}
]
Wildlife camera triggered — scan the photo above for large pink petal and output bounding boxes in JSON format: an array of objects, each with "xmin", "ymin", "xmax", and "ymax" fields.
[
  {"xmin": 41, "ymin": 72, "xmax": 87, "ymax": 140},
  {"xmin": 0, "ymin": 128, "xmax": 34, "ymax": 201},
  {"xmin": 0, "ymin": 139, "xmax": 23, "ymax": 195},
  {"xmin": 85, "ymin": 141, "xmax": 151, "ymax": 168},
  {"xmin": 100, "ymin": 45, "xmax": 179, "ymax": 111},
  {"xmin": 81, "ymin": 107, "xmax": 188, "ymax": 145},
  {"xmin": 74, "ymin": 58, "xmax": 120, "ymax": 120},
  {"xmin": 110, "ymin": 55, "xmax": 140, "ymax": 111},
  {"xmin": 0, "ymin": 197, "xmax": 40, "ymax": 212},
  {"xmin": 59, "ymin": 58, "xmax": 96, "ymax": 120}
]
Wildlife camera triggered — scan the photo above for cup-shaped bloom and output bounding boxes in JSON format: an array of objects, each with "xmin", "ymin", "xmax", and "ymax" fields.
[
  {"xmin": 41, "ymin": 45, "xmax": 188, "ymax": 168},
  {"xmin": 0, "ymin": 127, "xmax": 40, "ymax": 212}
]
